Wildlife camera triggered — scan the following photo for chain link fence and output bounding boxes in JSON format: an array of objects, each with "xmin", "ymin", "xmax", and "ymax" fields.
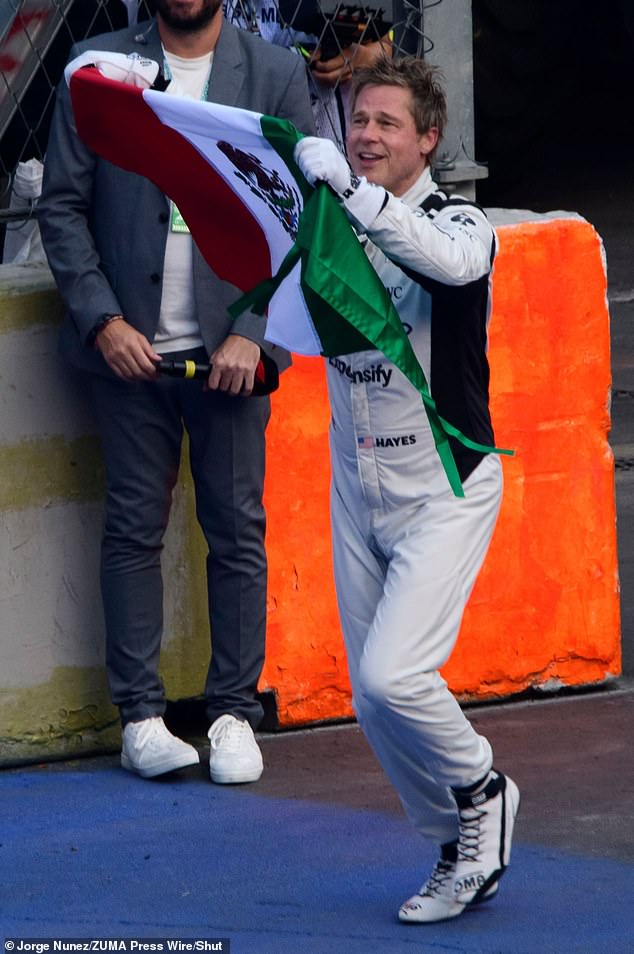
[
  {"xmin": 1, "ymin": 2, "xmax": 149, "ymax": 223},
  {"xmin": 1, "ymin": 0, "xmax": 458, "ymax": 260}
]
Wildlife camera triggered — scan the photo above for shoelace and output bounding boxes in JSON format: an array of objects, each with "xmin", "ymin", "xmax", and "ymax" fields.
[
  {"xmin": 209, "ymin": 717, "xmax": 248, "ymax": 753},
  {"xmin": 421, "ymin": 859, "xmax": 455, "ymax": 898},
  {"xmin": 132, "ymin": 717, "xmax": 167, "ymax": 752},
  {"xmin": 457, "ymin": 805, "xmax": 486, "ymax": 862}
]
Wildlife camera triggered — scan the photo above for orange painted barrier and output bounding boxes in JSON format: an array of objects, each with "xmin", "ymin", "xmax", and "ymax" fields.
[{"xmin": 261, "ymin": 214, "xmax": 621, "ymax": 726}]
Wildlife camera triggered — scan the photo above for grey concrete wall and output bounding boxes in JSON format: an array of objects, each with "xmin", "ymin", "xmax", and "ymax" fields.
[{"xmin": 0, "ymin": 264, "xmax": 210, "ymax": 766}]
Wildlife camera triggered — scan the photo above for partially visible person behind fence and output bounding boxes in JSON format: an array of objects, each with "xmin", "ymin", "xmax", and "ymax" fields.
[
  {"xmin": 37, "ymin": 0, "xmax": 314, "ymax": 785},
  {"xmin": 2, "ymin": 159, "xmax": 46, "ymax": 265},
  {"xmin": 224, "ymin": 0, "xmax": 391, "ymax": 151},
  {"xmin": 294, "ymin": 56, "xmax": 520, "ymax": 924}
]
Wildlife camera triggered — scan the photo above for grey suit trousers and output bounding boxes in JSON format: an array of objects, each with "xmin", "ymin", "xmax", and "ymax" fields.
[{"xmin": 91, "ymin": 350, "xmax": 270, "ymax": 729}]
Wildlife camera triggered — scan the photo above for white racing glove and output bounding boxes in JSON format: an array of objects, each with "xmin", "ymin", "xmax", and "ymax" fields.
[{"xmin": 294, "ymin": 136, "xmax": 387, "ymax": 232}]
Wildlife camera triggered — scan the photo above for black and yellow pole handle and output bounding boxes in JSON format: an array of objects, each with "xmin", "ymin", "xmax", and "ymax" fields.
[{"xmin": 156, "ymin": 357, "xmax": 279, "ymax": 396}]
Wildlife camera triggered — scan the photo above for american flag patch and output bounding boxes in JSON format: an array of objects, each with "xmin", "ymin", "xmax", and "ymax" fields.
[{"xmin": 358, "ymin": 436, "xmax": 374, "ymax": 449}]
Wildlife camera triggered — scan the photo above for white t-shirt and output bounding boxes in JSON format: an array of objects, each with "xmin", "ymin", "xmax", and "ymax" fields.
[{"xmin": 153, "ymin": 49, "xmax": 213, "ymax": 353}]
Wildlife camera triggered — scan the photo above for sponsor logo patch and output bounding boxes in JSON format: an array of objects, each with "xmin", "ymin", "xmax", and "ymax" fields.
[
  {"xmin": 454, "ymin": 873, "xmax": 486, "ymax": 895},
  {"xmin": 451, "ymin": 212, "xmax": 477, "ymax": 227},
  {"xmin": 328, "ymin": 358, "xmax": 392, "ymax": 388},
  {"xmin": 357, "ymin": 435, "xmax": 417, "ymax": 449},
  {"xmin": 385, "ymin": 284, "xmax": 404, "ymax": 300}
]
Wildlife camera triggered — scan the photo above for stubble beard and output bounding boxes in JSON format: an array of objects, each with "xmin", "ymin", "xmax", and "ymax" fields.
[{"xmin": 154, "ymin": 0, "xmax": 221, "ymax": 32}]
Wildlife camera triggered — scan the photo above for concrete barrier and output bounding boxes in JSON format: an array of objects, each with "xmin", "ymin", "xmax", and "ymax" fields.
[
  {"xmin": 0, "ymin": 210, "xmax": 621, "ymax": 764},
  {"xmin": 0, "ymin": 264, "xmax": 211, "ymax": 765},
  {"xmin": 261, "ymin": 210, "xmax": 621, "ymax": 723}
]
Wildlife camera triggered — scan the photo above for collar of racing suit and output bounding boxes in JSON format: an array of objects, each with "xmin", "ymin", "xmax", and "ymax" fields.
[{"xmin": 394, "ymin": 166, "xmax": 436, "ymax": 211}]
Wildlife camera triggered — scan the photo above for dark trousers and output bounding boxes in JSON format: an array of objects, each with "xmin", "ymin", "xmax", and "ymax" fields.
[{"xmin": 91, "ymin": 353, "xmax": 270, "ymax": 729}]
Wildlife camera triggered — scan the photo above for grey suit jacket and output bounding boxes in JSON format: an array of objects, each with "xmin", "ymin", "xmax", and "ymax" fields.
[{"xmin": 37, "ymin": 18, "xmax": 316, "ymax": 376}]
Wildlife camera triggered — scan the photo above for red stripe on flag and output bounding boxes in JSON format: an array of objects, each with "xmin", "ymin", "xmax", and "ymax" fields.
[{"xmin": 69, "ymin": 67, "xmax": 271, "ymax": 291}]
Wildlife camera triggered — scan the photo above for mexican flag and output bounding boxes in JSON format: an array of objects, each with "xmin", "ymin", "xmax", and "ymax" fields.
[{"xmin": 65, "ymin": 53, "xmax": 508, "ymax": 495}]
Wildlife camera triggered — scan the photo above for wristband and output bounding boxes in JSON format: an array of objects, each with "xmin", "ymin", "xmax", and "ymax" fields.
[
  {"xmin": 89, "ymin": 314, "xmax": 123, "ymax": 348},
  {"xmin": 338, "ymin": 176, "xmax": 388, "ymax": 232}
]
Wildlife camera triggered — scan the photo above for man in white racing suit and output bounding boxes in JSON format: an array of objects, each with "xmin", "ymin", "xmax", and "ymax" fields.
[{"xmin": 294, "ymin": 56, "xmax": 520, "ymax": 925}]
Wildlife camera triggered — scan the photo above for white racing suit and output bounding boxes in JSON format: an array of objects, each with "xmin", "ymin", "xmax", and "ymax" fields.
[{"xmin": 328, "ymin": 167, "xmax": 503, "ymax": 845}]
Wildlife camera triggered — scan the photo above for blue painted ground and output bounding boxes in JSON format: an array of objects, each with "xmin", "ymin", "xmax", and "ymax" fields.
[{"xmin": 2, "ymin": 720, "xmax": 633, "ymax": 954}]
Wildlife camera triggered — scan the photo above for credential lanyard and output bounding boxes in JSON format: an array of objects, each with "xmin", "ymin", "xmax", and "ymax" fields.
[{"xmin": 162, "ymin": 56, "xmax": 212, "ymax": 233}]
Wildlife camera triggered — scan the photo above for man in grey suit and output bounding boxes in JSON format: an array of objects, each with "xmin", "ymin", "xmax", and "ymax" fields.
[{"xmin": 38, "ymin": 0, "xmax": 315, "ymax": 784}]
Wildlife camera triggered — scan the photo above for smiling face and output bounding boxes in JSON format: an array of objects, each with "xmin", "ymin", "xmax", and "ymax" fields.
[{"xmin": 347, "ymin": 84, "xmax": 439, "ymax": 197}]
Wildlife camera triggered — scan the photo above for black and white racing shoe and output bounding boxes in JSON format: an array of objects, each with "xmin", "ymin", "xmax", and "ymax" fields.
[
  {"xmin": 451, "ymin": 770, "xmax": 520, "ymax": 906},
  {"xmin": 398, "ymin": 770, "xmax": 519, "ymax": 924},
  {"xmin": 398, "ymin": 854, "xmax": 498, "ymax": 924}
]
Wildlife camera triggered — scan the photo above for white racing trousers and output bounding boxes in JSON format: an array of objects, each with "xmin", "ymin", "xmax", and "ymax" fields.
[{"xmin": 330, "ymin": 434, "xmax": 503, "ymax": 846}]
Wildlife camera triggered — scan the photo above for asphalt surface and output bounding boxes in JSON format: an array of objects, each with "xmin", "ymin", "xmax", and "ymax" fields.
[
  {"xmin": 2, "ymin": 144, "xmax": 634, "ymax": 953},
  {"xmin": 1, "ymin": 687, "xmax": 633, "ymax": 952},
  {"xmin": 611, "ymin": 298, "xmax": 634, "ymax": 679},
  {"xmin": 588, "ymin": 173, "xmax": 634, "ymax": 682}
]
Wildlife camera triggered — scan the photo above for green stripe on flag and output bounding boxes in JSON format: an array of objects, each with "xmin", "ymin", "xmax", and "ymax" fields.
[{"xmin": 260, "ymin": 115, "xmax": 313, "ymax": 203}]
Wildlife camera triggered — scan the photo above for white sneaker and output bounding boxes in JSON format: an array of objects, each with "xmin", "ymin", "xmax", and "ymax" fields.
[
  {"xmin": 208, "ymin": 714, "xmax": 263, "ymax": 784},
  {"xmin": 121, "ymin": 716, "xmax": 200, "ymax": 778},
  {"xmin": 398, "ymin": 856, "xmax": 498, "ymax": 924},
  {"xmin": 451, "ymin": 770, "xmax": 520, "ymax": 906}
]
